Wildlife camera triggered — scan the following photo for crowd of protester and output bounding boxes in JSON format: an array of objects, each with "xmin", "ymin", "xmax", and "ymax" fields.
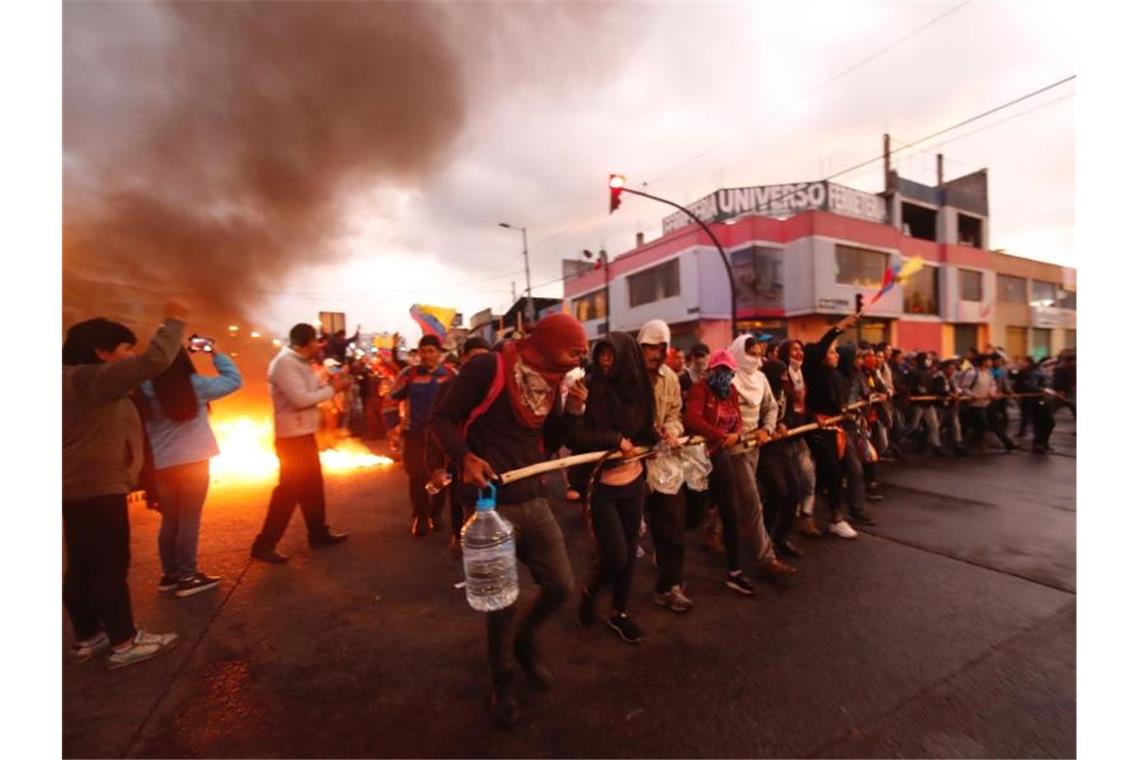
[{"xmin": 61, "ymin": 305, "xmax": 1075, "ymax": 727}]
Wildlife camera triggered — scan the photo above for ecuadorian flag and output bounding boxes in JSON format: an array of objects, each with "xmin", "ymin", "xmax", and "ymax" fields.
[
  {"xmin": 867, "ymin": 255, "xmax": 925, "ymax": 308},
  {"xmin": 409, "ymin": 304, "xmax": 456, "ymax": 339}
]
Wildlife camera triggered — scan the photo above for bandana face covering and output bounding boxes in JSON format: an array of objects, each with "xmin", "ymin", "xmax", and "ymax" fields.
[
  {"xmin": 707, "ymin": 367, "xmax": 735, "ymax": 399},
  {"xmin": 514, "ymin": 358, "xmax": 554, "ymax": 417}
]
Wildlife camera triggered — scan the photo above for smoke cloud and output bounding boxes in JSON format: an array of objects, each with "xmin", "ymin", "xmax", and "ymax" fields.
[{"xmin": 63, "ymin": 1, "xmax": 467, "ymax": 329}]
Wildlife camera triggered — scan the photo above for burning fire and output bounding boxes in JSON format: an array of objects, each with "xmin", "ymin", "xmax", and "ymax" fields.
[{"xmin": 211, "ymin": 416, "xmax": 393, "ymax": 483}]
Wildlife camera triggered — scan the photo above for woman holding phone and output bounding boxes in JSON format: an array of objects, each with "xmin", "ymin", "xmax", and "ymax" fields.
[{"xmin": 139, "ymin": 337, "xmax": 242, "ymax": 597}]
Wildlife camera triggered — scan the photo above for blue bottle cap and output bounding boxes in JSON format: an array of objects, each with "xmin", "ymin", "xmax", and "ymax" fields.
[{"xmin": 475, "ymin": 483, "xmax": 497, "ymax": 511}]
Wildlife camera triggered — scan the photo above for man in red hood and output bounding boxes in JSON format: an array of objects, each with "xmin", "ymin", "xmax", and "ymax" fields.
[{"xmin": 431, "ymin": 313, "xmax": 588, "ymax": 729}]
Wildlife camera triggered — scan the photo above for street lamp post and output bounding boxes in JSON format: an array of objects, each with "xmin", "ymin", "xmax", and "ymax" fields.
[
  {"xmin": 608, "ymin": 176, "xmax": 739, "ymax": 338},
  {"xmin": 499, "ymin": 222, "xmax": 534, "ymax": 324}
]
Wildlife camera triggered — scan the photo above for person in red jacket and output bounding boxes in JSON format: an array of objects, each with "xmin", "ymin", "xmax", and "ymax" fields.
[{"xmin": 682, "ymin": 349, "xmax": 756, "ymax": 597}]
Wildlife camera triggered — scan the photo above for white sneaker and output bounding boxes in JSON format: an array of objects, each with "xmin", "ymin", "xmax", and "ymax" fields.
[
  {"xmin": 653, "ymin": 585, "xmax": 694, "ymax": 613},
  {"xmin": 107, "ymin": 630, "xmax": 178, "ymax": 670},
  {"xmin": 829, "ymin": 520, "xmax": 858, "ymax": 539}
]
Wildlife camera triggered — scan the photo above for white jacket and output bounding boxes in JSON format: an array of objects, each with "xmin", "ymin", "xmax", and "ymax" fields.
[{"xmin": 268, "ymin": 348, "xmax": 334, "ymax": 438}]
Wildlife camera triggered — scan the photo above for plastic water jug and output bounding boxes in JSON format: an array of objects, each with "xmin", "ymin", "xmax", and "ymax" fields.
[{"xmin": 460, "ymin": 484, "xmax": 519, "ymax": 612}]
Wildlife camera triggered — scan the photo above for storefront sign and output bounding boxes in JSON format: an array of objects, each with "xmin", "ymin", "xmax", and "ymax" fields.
[
  {"xmin": 1031, "ymin": 305, "xmax": 1076, "ymax": 329},
  {"xmin": 663, "ymin": 181, "xmax": 887, "ymax": 234}
]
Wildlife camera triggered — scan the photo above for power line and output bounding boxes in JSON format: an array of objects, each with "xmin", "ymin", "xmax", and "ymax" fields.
[
  {"xmin": 646, "ymin": 1, "xmax": 974, "ymax": 185},
  {"xmin": 840, "ymin": 92, "xmax": 1074, "ymax": 186},
  {"xmin": 510, "ymin": 2, "xmax": 972, "ymax": 264}
]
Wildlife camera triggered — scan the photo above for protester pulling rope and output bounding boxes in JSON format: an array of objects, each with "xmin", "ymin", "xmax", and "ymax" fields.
[{"xmin": 490, "ymin": 400, "xmax": 872, "ymax": 487}]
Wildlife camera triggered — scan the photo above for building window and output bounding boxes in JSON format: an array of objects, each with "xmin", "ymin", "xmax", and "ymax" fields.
[
  {"xmin": 901, "ymin": 202, "xmax": 937, "ymax": 241},
  {"xmin": 1031, "ymin": 328, "xmax": 1051, "ymax": 359},
  {"xmin": 958, "ymin": 269, "xmax": 983, "ymax": 302},
  {"xmin": 627, "ymin": 258, "xmax": 680, "ymax": 308},
  {"xmin": 1005, "ymin": 326, "xmax": 1027, "ymax": 358},
  {"xmin": 1064, "ymin": 329, "xmax": 1076, "ymax": 349},
  {"xmin": 731, "ymin": 246, "xmax": 784, "ymax": 310},
  {"xmin": 954, "ymin": 324, "xmax": 978, "ymax": 357},
  {"xmin": 835, "ymin": 245, "xmax": 889, "ymax": 288},
  {"xmin": 1030, "ymin": 280, "xmax": 1057, "ymax": 307},
  {"xmin": 572, "ymin": 289, "xmax": 607, "ymax": 322},
  {"xmin": 1058, "ymin": 289, "xmax": 1076, "ymax": 309},
  {"xmin": 838, "ymin": 317, "xmax": 890, "ymax": 347},
  {"xmin": 997, "ymin": 274, "xmax": 1027, "ymax": 304},
  {"xmin": 903, "ymin": 265, "xmax": 939, "ymax": 315},
  {"xmin": 957, "ymin": 213, "xmax": 983, "ymax": 248}
]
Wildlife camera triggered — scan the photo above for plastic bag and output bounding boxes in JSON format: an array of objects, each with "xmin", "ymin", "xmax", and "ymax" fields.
[
  {"xmin": 679, "ymin": 442, "xmax": 712, "ymax": 492},
  {"xmin": 647, "ymin": 442, "xmax": 685, "ymax": 495}
]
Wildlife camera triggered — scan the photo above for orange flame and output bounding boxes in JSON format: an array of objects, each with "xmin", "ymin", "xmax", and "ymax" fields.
[{"xmin": 210, "ymin": 416, "xmax": 393, "ymax": 483}]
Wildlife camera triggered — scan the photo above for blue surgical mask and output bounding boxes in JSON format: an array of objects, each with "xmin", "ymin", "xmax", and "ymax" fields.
[{"xmin": 707, "ymin": 368, "xmax": 735, "ymax": 398}]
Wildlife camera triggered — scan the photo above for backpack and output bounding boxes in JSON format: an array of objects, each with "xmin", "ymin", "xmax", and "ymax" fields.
[{"xmin": 460, "ymin": 352, "xmax": 506, "ymax": 437}]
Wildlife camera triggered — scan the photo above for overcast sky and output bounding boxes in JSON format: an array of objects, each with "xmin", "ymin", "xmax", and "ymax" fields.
[{"xmin": 64, "ymin": 1, "xmax": 1076, "ymax": 340}]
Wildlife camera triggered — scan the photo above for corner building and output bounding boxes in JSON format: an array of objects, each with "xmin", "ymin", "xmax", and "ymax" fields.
[{"xmin": 563, "ymin": 169, "xmax": 1075, "ymax": 358}]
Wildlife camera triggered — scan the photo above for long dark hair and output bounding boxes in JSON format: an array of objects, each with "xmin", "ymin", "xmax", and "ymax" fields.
[
  {"xmin": 148, "ymin": 349, "xmax": 199, "ymax": 422},
  {"xmin": 775, "ymin": 339, "xmax": 803, "ymax": 366}
]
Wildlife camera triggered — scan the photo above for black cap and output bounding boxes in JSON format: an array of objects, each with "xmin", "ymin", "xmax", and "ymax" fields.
[{"xmin": 689, "ymin": 343, "xmax": 710, "ymax": 358}]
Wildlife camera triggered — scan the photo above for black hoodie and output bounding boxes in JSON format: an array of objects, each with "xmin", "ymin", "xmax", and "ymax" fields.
[
  {"xmin": 567, "ymin": 332, "xmax": 657, "ymax": 456},
  {"xmin": 803, "ymin": 326, "xmax": 846, "ymax": 416}
]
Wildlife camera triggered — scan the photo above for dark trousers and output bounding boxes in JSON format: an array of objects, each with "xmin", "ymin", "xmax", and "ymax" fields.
[
  {"xmin": 154, "ymin": 460, "xmax": 211, "ymax": 579},
  {"xmin": 645, "ymin": 489, "xmax": 686, "ymax": 593},
  {"xmin": 757, "ymin": 447, "xmax": 798, "ymax": 545},
  {"xmin": 1018, "ymin": 398, "xmax": 1035, "ymax": 437},
  {"xmin": 1033, "ymin": 400, "xmax": 1056, "ymax": 448},
  {"xmin": 586, "ymin": 475, "xmax": 646, "ymax": 612},
  {"xmin": 962, "ymin": 407, "xmax": 989, "ymax": 449},
  {"xmin": 986, "ymin": 402, "xmax": 1016, "ymax": 449},
  {"xmin": 403, "ymin": 428, "xmax": 445, "ymax": 523},
  {"xmin": 806, "ymin": 429, "xmax": 852, "ymax": 523},
  {"xmin": 839, "ymin": 432, "xmax": 867, "ymax": 517},
  {"xmin": 708, "ymin": 449, "xmax": 742, "ymax": 573},
  {"xmin": 254, "ymin": 434, "xmax": 330, "ymax": 549},
  {"xmin": 63, "ymin": 495, "xmax": 136, "ymax": 646},
  {"xmin": 486, "ymin": 498, "xmax": 575, "ymax": 683}
]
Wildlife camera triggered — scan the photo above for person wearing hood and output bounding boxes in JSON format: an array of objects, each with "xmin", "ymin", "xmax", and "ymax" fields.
[
  {"xmin": 802, "ymin": 315, "xmax": 865, "ymax": 539},
  {"xmin": 776, "ymin": 339, "xmax": 819, "ymax": 538},
  {"xmin": 568, "ymin": 332, "xmax": 658, "ymax": 644},
  {"xmin": 757, "ymin": 358, "xmax": 806, "ymax": 558},
  {"xmin": 430, "ymin": 313, "xmax": 589, "ymax": 728},
  {"xmin": 728, "ymin": 334, "xmax": 796, "ymax": 582},
  {"xmin": 683, "ymin": 349, "xmax": 755, "ymax": 596},
  {"xmin": 636, "ymin": 320, "xmax": 693, "ymax": 614},
  {"xmin": 680, "ymin": 343, "xmax": 710, "ymax": 395}
]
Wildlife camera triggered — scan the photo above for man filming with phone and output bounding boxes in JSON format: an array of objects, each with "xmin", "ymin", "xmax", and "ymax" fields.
[{"xmin": 251, "ymin": 323, "xmax": 354, "ymax": 564}]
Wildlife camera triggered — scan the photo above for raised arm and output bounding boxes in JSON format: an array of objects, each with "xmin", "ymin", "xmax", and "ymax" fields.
[{"xmin": 194, "ymin": 351, "xmax": 243, "ymax": 402}]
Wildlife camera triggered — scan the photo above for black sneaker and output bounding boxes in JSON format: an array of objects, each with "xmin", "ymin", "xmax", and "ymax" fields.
[
  {"xmin": 174, "ymin": 572, "xmax": 221, "ymax": 598},
  {"xmin": 850, "ymin": 512, "xmax": 877, "ymax": 527},
  {"xmin": 606, "ymin": 613, "xmax": 643, "ymax": 644},
  {"xmin": 725, "ymin": 572, "xmax": 756, "ymax": 596},
  {"xmin": 158, "ymin": 575, "xmax": 179, "ymax": 593}
]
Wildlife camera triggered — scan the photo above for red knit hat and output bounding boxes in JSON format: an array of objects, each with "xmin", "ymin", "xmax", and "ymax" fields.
[{"xmin": 520, "ymin": 313, "xmax": 587, "ymax": 376}]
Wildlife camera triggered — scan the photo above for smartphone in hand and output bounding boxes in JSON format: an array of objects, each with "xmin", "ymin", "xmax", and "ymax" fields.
[{"xmin": 188, "ymin": 334, "xmax": 215, "ymax": 354}]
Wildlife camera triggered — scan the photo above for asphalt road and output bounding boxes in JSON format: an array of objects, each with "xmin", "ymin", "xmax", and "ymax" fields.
[{"xmin": 62, "ymin": 413, "xmax": 1076, "ymax": 758}]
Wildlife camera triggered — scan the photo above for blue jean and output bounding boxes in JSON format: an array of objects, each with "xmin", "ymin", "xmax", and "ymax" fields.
[{"xmin": 155, "ymin": 460, "xmax": 211, "ymax": 579}]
